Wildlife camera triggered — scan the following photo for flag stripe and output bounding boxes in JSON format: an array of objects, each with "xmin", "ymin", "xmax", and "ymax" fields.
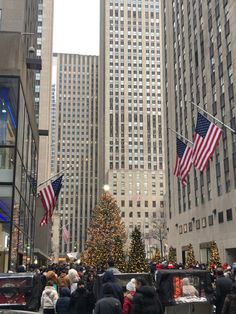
[{"xmin": 174, "ymin": 138, "xmax": 192, "ymax": 187}]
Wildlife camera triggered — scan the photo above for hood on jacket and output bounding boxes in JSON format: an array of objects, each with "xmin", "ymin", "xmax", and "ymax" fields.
[
  {"xmin": 60, "ymin": 287, "xmax": 70, "ymax": 297},
  {"xmin": 102, "ymin": 271, "xmax": 115, "ymax": 283},
  {"xmin": 137, "ymin": 286, "xmax": 156, "ymax": 298}
]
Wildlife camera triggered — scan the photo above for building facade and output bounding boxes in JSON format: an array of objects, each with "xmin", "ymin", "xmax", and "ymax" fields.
[
  {"xmin": 0, "ymin": 33, "xmax": 39, "ymax": 271},
  {"xmin": 52, "ymin": 54, "xmax": 99, "ymax": 257},
  {"xmin": 99, "ymin": 0, "xmax": 164, "ymax": 256},
  {"xmin": 161, "ymin": 0, "xmax": 236, "ymax": 263}
]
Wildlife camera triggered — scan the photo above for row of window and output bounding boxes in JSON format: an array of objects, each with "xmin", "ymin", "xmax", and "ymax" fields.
[{"xmin": 179, "ymin": 208, "xmax": 233, "ymax": 234}]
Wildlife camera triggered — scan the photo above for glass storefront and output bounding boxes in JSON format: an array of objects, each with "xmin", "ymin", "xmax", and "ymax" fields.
[{"xmin": 0, "ymin": 77, "xmax": 38, "ymax": 271}]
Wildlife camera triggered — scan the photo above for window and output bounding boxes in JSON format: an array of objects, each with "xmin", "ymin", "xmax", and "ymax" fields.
[
  {"xmin": 129, "ymin": 212, "xmax": 133, "ymax": 218},
  {"xmin": 137, "ymin": 212, "xmax": 141, "ymax": 218},
  {"xmin": 121, "ymin": 212, "xmax": 125, "ymax": 218},
  {"xmin": 121, "ymin": 200, "xmax": 125, "ymax": 207},
  {"xmin": 129, "ymin": 200, "xmax": 133, "ymax": 207},
  {"xmin": 226, "ymin": 208, "xmax": 233, "ymax": 221},
  {"xmin": 183, "ymin": 224, "xmax": 187, "ymax": 233},
  {"xmin": 202, "ymin": 217, "xmax": 207, "ymax": 228},
  {"xmin": 145, "ymin": 201, "xmax": 148, "ymax": 207},
  {"xmin": 218, "ymin": 211, "xmax": 224, "ymax": 223},
  {"xmin": 152, "ymin": 201, "xmax": 156, "ymax": 207},
  {"xmin": 208, "ymin": 215, "xmax": 214, "ymax": 226},
  {"xmin": 188, "ymin": 222, "xmax": 192, "ymax": 232},
  {"xmin": 196, "ymin": 219, "xmax": 200, "ymax": 229},
  {"xmin": 179, "ymin": 225, "xmax": 183, "ymax": 234},
  {"xmin": 145, "ymin": 212, "xmax": 149, "ymax": 218}
]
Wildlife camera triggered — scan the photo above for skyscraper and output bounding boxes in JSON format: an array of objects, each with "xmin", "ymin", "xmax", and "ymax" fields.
[
  {"xmin": 99, "ymin": 0, "xmax": 164, "ymax": 255},
  {"xmin": 161, "ymin": 0, "xmax": 236, "ymax": 263},
  {"xmin": 53, "ymin": 54, "xmax": 99, "ymax": 257}
]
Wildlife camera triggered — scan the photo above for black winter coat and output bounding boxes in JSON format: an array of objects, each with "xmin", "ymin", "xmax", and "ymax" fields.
[
  {"xmin": 94, "ymin": 295, "xmax": 122, "ymax": 314},
  {"xmin": 69, "ymin": 287, "xmax": 94, "ymax": 314},
  {"xmin": 215, "ymin": 275, "xmax": 233, "ymax": 314},
  {"xmin": 221, "ymin": 293, "xmax": 236, "ymax": 314},
  {"xmin": 132, "ymin": 286, "xmax": 164, "ymax": 314},
  {"xmin": 55, "ymin": 288, "xmax": 71, "ymax": 314}
]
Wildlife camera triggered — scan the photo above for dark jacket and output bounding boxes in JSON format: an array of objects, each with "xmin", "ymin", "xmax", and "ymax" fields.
[
  {"xmin": 132, "ymin": 286, "xmax": 163, "ymax": 314},
  {"xmin": 102, "ymin": 271, "xmax": 124, "ymax": 305},
  {"xmin": 94, "ymin": 295, "xmax": 122, "ymax": 314},
  {"xmin": 55, "ymin": 288, "xmax": 71, "ymax": 314},
  {"xmin": 70, "ymin": 286, "xmax": 94, "ymax": 314},
  {"xmin": 215, "ymin": 275, "xmax": 233, "ymax": 314},
  {"xmin": 221, "ymin": 292, "xmax": 236, "ymax": 314}
]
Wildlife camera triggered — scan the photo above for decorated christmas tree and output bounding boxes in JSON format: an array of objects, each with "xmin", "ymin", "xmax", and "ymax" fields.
[
  {"xmin": 168, "ymin": 246, "xmax": 177, "ymax": 264},
  {"xmin": 185, "ymin": 243, "xmax": 196, "ymax": 269},
  {"xmin": 209, "ymin": 241, "xmax": 221, "ymax": 269},
  {"xmin": 127, "ymin": 226, "xmax": 148, "ymax": 273},
  {"xmin": 152, "ymin": 249, "xmax": 161, "ymax": 264},
  {"xmin": 81, "ymin": 192, "xmax": 126, "ymax": 270}
]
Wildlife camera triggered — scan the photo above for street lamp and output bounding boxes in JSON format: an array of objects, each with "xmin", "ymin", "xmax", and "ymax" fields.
[{"xmin": 103, "ymin": 184, "xmax": 110, "ymax": 192}]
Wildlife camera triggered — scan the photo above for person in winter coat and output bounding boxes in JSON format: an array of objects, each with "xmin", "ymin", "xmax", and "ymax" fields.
[
  {"xmin": 94, "ymin": 283, "xmax": 122, "ymax": 314},
  {"xmin": 133, "ymin": 277, "xmax": 163, "ymax": 314},
  {"xmin": 58, "ymin": 271, "xmax": 70, "ymax": 289},
  {"xmin": 55, "ymin": 287, "xmax": 71, "ymax": 314},
  {"xmin": 221, "ymin": 283, "xmax": 236, "ymax": 314},
  {"xmin": 215, "ymin": 269, "xmax": 233, "ymax": 314},
  {"xmin": 41, "ymin": 280, "xmax": 58, "ymax": 314},
  {"xmin": 122, "ymin": 279, "xmax": 136, "ymax": 314},
  {"xmin": 69, "ymin": 280, "xmax": 94, "ymax": 314},
  {"xmin": 102, "ymin": 271, "xmax": 124, "ymax": 305},
  {"xmin": 68, "ymin": 268, "xmax": 80, "ymax": 294}
]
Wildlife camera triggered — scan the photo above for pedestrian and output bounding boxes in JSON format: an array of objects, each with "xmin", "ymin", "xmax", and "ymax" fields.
[
  {"xmin": 69, "ymin": 280, "xmax": 94, "ymax": 314},
  {"xmin": 215, "ymin": 268, "xmax": 233, "ymax": 314},
  {"xmin": 133, "ymin": 277, "xmax": 164, "ymax": 314},
  {"xmin": 55, "ymin": 287, "xmax": 71, "ymax": 314},
  {"xmin": 102, "ymin": 271, "xmax": 124, "ymax": 305},
  {"xmin": 58, "ymin": 270, "xmax": 70, "ymax": 289},
  {"xmin": 221, "ymin": 282, "xmax": 236, "ymax": 314},
  {"xmin": 94, "ymin": 283, "xmax": 122, "ymax": 314},
  {"xmin": 41, "ymin": 280, "xmax": 58, "ymax": 314},
  {"xmin": 107, "ymin": 258, "xmax": 121, "ymax": 274},
  {"xmin": 68, "ymin": 268, "xmax": 80, "ymax": 294},
  {"xmin": 122, "ymin": 279, "xmax": 136, "ymax": 314}
]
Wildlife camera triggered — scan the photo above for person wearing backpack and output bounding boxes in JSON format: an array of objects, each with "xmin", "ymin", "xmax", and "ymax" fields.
[{"xmin": 41, "ymin": 280, "xmax": 58, "ymax": 314}]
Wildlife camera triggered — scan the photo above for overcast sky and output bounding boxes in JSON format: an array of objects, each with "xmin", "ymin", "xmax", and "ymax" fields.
[{"xmin": 53, "ymin": 0, "xmax": 100, "ymax": 56}]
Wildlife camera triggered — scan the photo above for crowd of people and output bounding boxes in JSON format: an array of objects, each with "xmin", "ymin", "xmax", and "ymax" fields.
[{"xmin": 12, "ymin": 259, "xmax": 236, "ymax": 314}]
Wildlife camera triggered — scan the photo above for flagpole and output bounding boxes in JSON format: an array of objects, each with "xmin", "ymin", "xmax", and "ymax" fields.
[
  {"xmin": 37, "ymin": 165, "xmax": 71, "ymax": 188},
  {"xmin": 168, "ymin": 127, "xmax": 193, "ymax": 145},
  {"xmin": 190, "ymin": 101, "xmax": 236, "ymax": 134}
]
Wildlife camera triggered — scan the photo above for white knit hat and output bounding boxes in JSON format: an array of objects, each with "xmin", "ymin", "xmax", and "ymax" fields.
[{"xmin": 126, "ymin": 280, "xmax": 136, "ymax": 291}]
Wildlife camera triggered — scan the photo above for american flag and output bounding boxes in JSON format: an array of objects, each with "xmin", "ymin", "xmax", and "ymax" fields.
[
  {"xmin": 63, "ymin": 225, "xmax": 69, "ymax": 244},
  {"xmin": 39, "ymin": 175, "xmax": 63, "ymax": 226},
  {"xmin": 174, "ymin": 137, "xmax": 192, "ymax": 186},
  {"xmin": 192, "ymin": 112, "xmax": 222, "ymax": 172}
]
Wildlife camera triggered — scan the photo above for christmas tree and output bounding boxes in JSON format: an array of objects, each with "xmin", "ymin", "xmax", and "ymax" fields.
[
  {"xmin": 168, "ymin": 246, "xmax": 177, "ymax": 264},
  {"xmin": 185, "ymin": 243, "xmax": 196, "ymax": 269},
  {"xmin": 81, "ymin": 192, "xmax": 126, "ymax": 270},
  {"xmin": 152, "ymin": 249, "xmax": 161, "ymax": 264},
  {"xmin": 209, "ymin": 241, "xmax": 221, "ymax": 269},
  {"xmin": 127, "ymin": 226, "xmax": 148, "ymax": 273}
]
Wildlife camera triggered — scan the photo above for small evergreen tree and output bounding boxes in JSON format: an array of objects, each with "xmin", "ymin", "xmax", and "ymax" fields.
[
  {"xmin": 81, "ymin": 192, "xmax": 126, "ymax": 270},
  {"xmin": 168, "ymin": 246, "xmax": 177, "ymax": 264},
  {"xmin": 209, "ymin": 241, "xmax": 221, "ymax": 269},
  {"xmin": 185, "ymin": 243, "xmax": 196, "ymax": 268},
  {"xmin": 127, "ymin": 226, "xmax": 148, "ymax": 273}
]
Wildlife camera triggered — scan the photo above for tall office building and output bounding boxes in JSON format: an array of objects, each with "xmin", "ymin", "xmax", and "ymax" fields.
[
  {"xmin": 0, "ymin": 0, "xmax": 40, "ymax": 270},
  {"xmin": 53, "ymin": 54, "xmax": 99, "ymax": 256},
  {"xmin": 161, "ymin": 0, "xmax": 236, "ymax": 263},
  {"xmin": 99, "ymin": 0, "xmax": 164, "ymax": 255},
  {"xmin": 34, "ymin": 0, "xmax": 54, "ymax": 264}
]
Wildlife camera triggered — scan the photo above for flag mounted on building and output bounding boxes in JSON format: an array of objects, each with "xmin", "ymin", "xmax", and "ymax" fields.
[
  {"xmin": 63, "ymin": 225, "xmax": 69, "ymax": 244},
  {"xmin": 174, "ymin": 137, "xmax": 192, "ymax": 187},
  {"xmin": 39, "ymin": 175, "xmax": 63, "ymax": 226},
  {"xmin": 192, "ymin": 112, "xmax": 222, "ymax": 172}
]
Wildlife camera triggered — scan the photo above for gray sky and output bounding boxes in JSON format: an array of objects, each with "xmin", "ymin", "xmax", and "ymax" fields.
[{"xmin": 53, "ymin": 0, "xmax": 100, "ymax": 56}]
